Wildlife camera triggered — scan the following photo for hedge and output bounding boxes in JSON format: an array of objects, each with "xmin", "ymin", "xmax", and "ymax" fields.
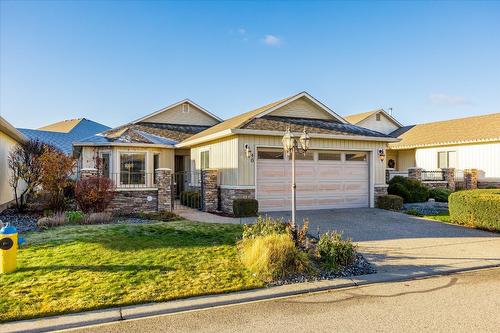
[
  {"xmin": 233, "ymin": 199, "xmax": 259, "ymax": 217},
  {"xmin": 448, "ymin": 189, "xmax": 500, "ymax": 231},
  {"xmin": 429, "ymin": 188, "xmax": 452, "ymax": 202},
  {"xmin": 388, "ymin": 176, "xmax": 429, "ymax": 203},
  {"xmin": 376, "ymin": 195, "xmax": 403, "ymax": 211}
]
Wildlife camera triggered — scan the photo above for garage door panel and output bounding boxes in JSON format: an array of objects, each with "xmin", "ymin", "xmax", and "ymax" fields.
[{"xmin": 257, "ymin": 151, "xmax": 369, "ymax": 212}]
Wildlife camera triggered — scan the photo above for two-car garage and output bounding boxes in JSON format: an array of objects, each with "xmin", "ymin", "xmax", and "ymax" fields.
[{"xmin": 256, "ymin": 148, "xmax": 370, "ymax": 212}]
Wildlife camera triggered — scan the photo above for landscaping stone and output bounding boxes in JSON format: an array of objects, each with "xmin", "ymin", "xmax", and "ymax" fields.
[
  {"xmin": 269, "ymin": 253, "xmax": 375, "ymax": 286},
  {"xmin": 403, "ymin": 201, "xmax": 449, "ymax": 215},
  {"xmin": 0, "ymin": 208, "xmax": 40, "ymax": 233}
]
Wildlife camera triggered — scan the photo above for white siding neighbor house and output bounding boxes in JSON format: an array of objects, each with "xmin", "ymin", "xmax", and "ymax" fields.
[{"xmin": 346, "ymin": 110, "xmax": 500, "ymax": 182}]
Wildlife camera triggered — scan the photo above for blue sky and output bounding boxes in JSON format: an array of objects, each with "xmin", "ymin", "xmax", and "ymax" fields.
[{"xmin": 1, "ymin": 1, "xmax": 499, "ymax": 129}]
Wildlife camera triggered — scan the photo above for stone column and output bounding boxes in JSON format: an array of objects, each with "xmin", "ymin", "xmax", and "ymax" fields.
[
  {"xmin": 80, "ymin": 168, "xmax": 97, "ymax": 179},
  {"xmin": 156, "ymin": 168, "xmax": 172, "ymax": 211},
  {"xmin": 464, "ymin": 169, "xmax": 478, "ymax": 190},
  {"xmin": 441, "ymin": 168, "xmax": 456, "ymax": 191},
  {"xmin": 202, "ymin": 169, "xmax": 219, "ymax": 212},
  {"xmin": 408, "ymin": 167, "xmax": 423, "ymax": 181}
]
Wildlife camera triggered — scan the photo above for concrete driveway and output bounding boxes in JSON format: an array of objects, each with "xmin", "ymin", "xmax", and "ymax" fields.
[{"xmin": 266, "ymin": 208, "xmax": 500, "ymax": 280}]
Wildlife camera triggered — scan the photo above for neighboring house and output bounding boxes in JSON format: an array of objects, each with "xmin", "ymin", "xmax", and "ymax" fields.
[
  {"xmin": 346, "ymin": 110, "xmax": 500, "ymax": 180},
  {"xmin": 18, "ymin": 118, "xmax": 110, "ymax": 155},
  {"xmin": 0, "ymin": 116, "xmax": 27, "ymax": 212},
  {"xmin": 344, "ymin": 109, "xmax": 403, "ymax": 135},
  {"xmin": 74, "ymin": 92, "xmax": 398, "ymax": 214}
]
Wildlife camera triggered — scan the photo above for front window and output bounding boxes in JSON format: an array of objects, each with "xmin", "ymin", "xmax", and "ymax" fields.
[
  {"xmin": 120, "ymin": 153, "xmax": 146, "ymax": 185},
  {"xmin": 438, "ymin": 151, "xmax": 457, "ymax": 169},
  {"xmin": 200, "ymin": 151, "xmax": 209, "ymax": 169},
  {"xmin": 345, "ymin": 153, "xmax": 367, "ymax": 162}
]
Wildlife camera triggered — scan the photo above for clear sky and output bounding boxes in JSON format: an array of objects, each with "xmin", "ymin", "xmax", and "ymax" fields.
[{"xmin": 1, "ymin": 1, "xmax": 499, "ymax": 129}]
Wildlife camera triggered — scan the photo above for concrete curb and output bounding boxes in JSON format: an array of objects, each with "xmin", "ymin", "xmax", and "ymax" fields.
[{"xmin": 2, "ymin": 265, "xmax": 500, "ymax": 333}]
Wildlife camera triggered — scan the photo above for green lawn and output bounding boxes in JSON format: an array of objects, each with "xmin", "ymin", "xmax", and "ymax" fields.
[
  {"xmin": 423, "ymin": 212, "xmax": 451, "ymax": 223},
  {"xmin": 0, "ymin": 221, "xmax": 263, "ymax": 322}
]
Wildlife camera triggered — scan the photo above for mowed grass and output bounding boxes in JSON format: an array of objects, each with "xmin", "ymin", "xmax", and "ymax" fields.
[
  {"xmin": 423, "ymin": 212, "xmax": 451, "ymax": 223},
  {"xmin": 0, "ymin": 221, "xmax": 264, "ymax": 322}
]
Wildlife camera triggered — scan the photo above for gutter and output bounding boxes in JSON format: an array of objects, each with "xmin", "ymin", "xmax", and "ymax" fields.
[
  {"xmin": 176, "ymin": 128, "xmax": 400, "ymax": 148},
  {"xmin": 72, "ymin": 142, "xmax": 176, "ymax": 149},
  {"xmin": 389, "ymin": 137, "xmax": 500, "ymax": 150},
  {"xmin": 0, "ymin": 116, "xmax": 27, "ymax": 143}
]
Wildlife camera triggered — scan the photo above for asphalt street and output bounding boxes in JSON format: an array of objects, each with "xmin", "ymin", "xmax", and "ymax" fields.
[{"xmin": 70, "ymin": 267, "xmax": 500, "ymax": 333}]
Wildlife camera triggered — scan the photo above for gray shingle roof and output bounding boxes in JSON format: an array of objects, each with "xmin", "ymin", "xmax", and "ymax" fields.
[{"xmin": 243, "ymin": 115, "xmax": 391, "ymax": 138}]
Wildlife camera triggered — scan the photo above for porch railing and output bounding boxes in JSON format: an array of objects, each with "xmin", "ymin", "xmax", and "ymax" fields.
[
  {"xmin": 386, "ymin": 170, "xmax": 409, "ymax": 183},
  {"xmin": 421, "ymin": 170, "xmax": 445, "ymax": 181},
  {"xmin": 109, "ymin": 172, "xmax": 157, "ymax": 188}
]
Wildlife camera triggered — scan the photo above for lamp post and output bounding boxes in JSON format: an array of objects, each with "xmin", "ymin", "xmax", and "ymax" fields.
[{"xmin": 282, "ymin": 127, "xmax": 310, "ymax": 231}]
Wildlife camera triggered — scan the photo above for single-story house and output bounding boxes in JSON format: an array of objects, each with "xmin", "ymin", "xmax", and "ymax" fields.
[
  {"xmin": 75, "ymin": 92, "xmax": 398, "ymax": 213},
  {"xmin": 18, "ymin": 118, "xmax": 110, "ymax": 155},
  {"xmin": 345, "ymin": 110, "xmax": 500, "ymax": 181},
  {"xmin": 0, "ymin": 116, "xmax": 27, "ymax": 212}
]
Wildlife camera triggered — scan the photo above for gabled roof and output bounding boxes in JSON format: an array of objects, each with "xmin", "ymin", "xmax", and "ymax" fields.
[
  {"xmin": 344, "ymin": 109, "xmax": 403, "ymax": 127},
  {"xmin": 178, "ymin": 92, "xmax": 360, "ymax": 147},
  {"xmin": 18, "ymin": 118, "xmax": 110, "ymax": 154},
  {"xmin": 0, "ymin": 116, "xmax": 27, "ymax": 143},
  {"xmin": 132, "ymin": 99, "xmax": 223, "ymax": 124},
  {"xmin": 75, "ymin": 122, "xmax": 210, "ymax": 147},
  {"xmin": 389, "ymin": 113, "xmax": 500, "ymax": 149}
]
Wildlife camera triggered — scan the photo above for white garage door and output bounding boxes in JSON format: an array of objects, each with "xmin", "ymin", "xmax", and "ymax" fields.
[{"xmin": 256, "ymin": 149, "xmax": 369, "ymax": 212}]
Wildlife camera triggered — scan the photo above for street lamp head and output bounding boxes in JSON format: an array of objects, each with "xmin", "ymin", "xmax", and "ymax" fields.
[
  {"xmin": 299, "ymin": 127, "xmax": 310, "ymax": 152},
  {"xmin": 282, "ymin": 128, "xmax": 295, "ymax": 153}
]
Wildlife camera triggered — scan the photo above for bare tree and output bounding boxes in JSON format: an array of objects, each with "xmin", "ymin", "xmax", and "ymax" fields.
[{"xmin": 7, "ymin": 139, "xmax": 45, "ymax": 211}]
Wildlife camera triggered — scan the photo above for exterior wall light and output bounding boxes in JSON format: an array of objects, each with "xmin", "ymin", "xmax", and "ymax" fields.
[
  {"xmin": 378, "ymin": 148, "xmax": 386, "ymax": 162},
  {"xmin": 244, "ymin": 144, "xmax": 254, "ymax": 162}
]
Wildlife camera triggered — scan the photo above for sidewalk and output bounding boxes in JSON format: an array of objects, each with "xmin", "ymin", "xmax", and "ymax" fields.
[{"xmin": 173, "ymin": 205, "xmax": 255, "ymax": 224}]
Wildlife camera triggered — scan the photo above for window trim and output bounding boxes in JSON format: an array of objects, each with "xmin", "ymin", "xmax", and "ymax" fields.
[
  {"xmin": 200, "ymin": 149, "xmax": 210, "ymax": 169},
  {"xmin": 437, "ymin": 151, "xmax": 457, "ymax": 169},
  {"xmin": 118, "ymin": 151, "xmax": 148, "ymax": 186},
  {"xmin": 98, "ymin": 150, "xmax": 112, "ymax": 179}
]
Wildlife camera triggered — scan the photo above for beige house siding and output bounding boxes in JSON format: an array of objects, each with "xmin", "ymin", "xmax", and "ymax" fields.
[
  {"xmin": 267, "ymin": 97, "xmax": 334, "ymax": 120},
  {"xmin": 0, "ymin": 131, "xmax": 26, "ymax": 210},
  {"xmin": 191, "ymin": 136, "xmax": 239, "ymax": 185},
  {"xmin": 356, "ymin": 114, "xmax": 400, "ymax": 135},
  {"xmin": 145, "ymin": 103, "xmax": 219, "ymax": 126},
  {"xmin": 395, "ymin": 149, "xmax": 416, "ymax": 171}
]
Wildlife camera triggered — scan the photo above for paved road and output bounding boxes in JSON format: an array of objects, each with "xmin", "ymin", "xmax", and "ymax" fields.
[{"xmin": 72, "ymin": 268, "xmax": 500, "ymax": 333}]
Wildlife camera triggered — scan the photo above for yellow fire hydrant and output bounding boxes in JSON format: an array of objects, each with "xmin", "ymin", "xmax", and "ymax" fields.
[{"xmin": 1, "ymin": 222, "xmax": 24, "ymax": 274}]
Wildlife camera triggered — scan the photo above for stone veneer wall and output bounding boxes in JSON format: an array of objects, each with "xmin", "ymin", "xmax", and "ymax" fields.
[
  {"xmin": 422, "ymin": 181, "xmax": 448, "ymax": 189},
  {"xmin": 374, "ymin": 185, "xmax": 388, "ymax": 205},
  {"xmin": 106, "ymin": 190, "xmax": 158, "ymax": 214},
  {"xmin": 477, "ymin": 181, "xmax": 500, "ymax": 189},
  {"xmin": 220, "ymin": 188, "xmax": 255, "ymax": 214},
  {"xmin": 201, "ymin": 169, "xmax": 219, "ymax": 212}
]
